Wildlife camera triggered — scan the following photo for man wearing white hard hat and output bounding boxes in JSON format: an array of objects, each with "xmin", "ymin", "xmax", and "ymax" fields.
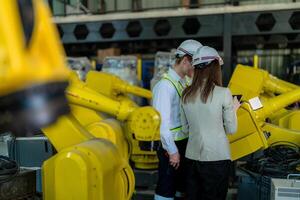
[
  {"xmin": 152, "ymin": 39, "xmax": 202, "ymax": 200},
  {"xmin": 180, "ymin": 46, "xmax": 240, "ymax": 200}
]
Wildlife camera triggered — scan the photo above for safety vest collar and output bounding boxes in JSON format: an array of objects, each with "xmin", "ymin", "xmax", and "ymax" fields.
[
  {"xmin": 168, "ymin": 68, "xmax": 181, "ymax": 83},
  {"xmin": 162, "ymin": 75, "xmax": 182, "ymax": 97}
]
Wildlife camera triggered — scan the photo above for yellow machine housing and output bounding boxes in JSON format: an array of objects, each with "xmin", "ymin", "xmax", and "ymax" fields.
[
  {"xmin": 85, "ymin": 71, "xmax": 160, "ymax": 169},
  {"xmin": 69, "ymin": 71, "xmax": 161, "ymax": 169},
  {"xmin": 43, "ymin": 115, "xmax": 134, "ymax": 200},
  {"xmin": 0, "ymin": 1, "xmax": 135, "ymax": 200},
  {"xmin": 228, "ymin": 64, "xmax": 300, "ymax": 160},
  {"xmin": 0, "ymin": 0, "xmax": 70, "ymax": 134},
  {"xmin": 67, "ymin": 74, "xmax": 131, "ymax": 160}
]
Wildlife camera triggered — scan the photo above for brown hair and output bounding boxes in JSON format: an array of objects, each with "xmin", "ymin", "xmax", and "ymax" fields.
[
  {"xmin": 182, "ymin": 60, "xmax": 222, "ymax": 104},
  {"xmin": 175, "ymin": 55, "xmax": 192, "ymax": 65}
]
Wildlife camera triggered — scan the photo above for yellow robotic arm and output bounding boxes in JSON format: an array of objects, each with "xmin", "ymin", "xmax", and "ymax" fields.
[
  {"xmin": 68, "ymin": 73, "xmax": 160, "ymax": 138},
  {"xmin": 42, "ymin": 113, "xmax": 135, "ymax": 200},
  {"xmin": 0, "ymin": 1, "xmax": 135, "ymax": 199},
  {"xmin": 84, "ymin": 71, "xmax": 160, "ymax": 142},
  {"xmin": 86, "ymin": 71, "xmax": 161, "ymax": 169},
  {"xmin": 228, "ymin": 64, "xmax": 300, "ymax": 160},
  {"xmin": 67, "ymin": 72, "xmax": 161, "ymax": 169},
  {"xmin": 0, "ymin": 0, "xmax": 70, "ymax": 135},
  {"xmin": 86, "ymin": 70, "xmax": 152, "ymax": 99},
  {"xmin": 229, "ymin": 64, "xmax": 299, "ymax": 100}
]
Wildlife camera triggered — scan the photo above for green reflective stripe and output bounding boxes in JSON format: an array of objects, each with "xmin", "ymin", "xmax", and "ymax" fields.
[
  {"xmin": 162, "ymin": 76, "xmax": 182, "ymax": 97},
  {"xmin": 170, "ymin": 126, "xmax": 182, "ymax": 132},
  {"xmin": 178, "ymin": 81, "xmax": 184, "ymax": 90},
  {"xmin": 162, "ymin": 74, "xmax": 185, "ymax": 97},
  {"xmin": 170, "ymin": 126, "xmax": 188, "ymax": 141},
  {"xmin": 162, "ymin": 74, "xmax": 189, "ymax": 141},
  {"xmin": 175, "ymin": 135, "xmax": 188, "ymax": 141}
]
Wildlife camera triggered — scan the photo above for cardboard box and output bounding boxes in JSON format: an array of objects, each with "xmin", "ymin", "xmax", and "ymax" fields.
[{"xmin": 97, "ymin": 48, "xmax": 121, "ymax": 63}]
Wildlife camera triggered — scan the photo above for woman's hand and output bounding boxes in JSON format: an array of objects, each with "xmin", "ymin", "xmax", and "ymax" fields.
[{"xmin": 233, "ymin": 96, "xmax": 241, "ymax": 112}]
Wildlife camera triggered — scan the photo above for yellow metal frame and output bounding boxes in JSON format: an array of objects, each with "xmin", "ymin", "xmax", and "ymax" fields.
[
  {"xmin": 85, "ymin": 71, "xmax": 160, "ymax": 169},
  {"xmin": 228, "ymin": 103, "xmax": 268, "ymax": 160},
  {"xmin": 0, "ymin": 0, "xmax": 69, "ymax": 95},
  {"xmin": 0, "ymin": 1, "xmax": 135, "ymax": 199},
  {"xmin": 228, "ymin": 64, "xmax": 300, "ymax": 160}
]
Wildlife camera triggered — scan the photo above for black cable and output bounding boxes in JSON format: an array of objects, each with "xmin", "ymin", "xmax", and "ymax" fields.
[
  {"xmin": 238, "ymin": 143, "xmax": 300, "ymax": 200},
  {"xmin": 0, "ymin": 155, "xmax": 19, "ymax": 184},
  {"xmin": 243, "ymin": 143, "xmax": 300, "ymax": 178},
  {"xmin": 0, "ymin": 136, "xmax": 20, "ymax": 184},
  {"xmin": 269, "ymin": 141, "xmax": 299, "ymax": 151}
]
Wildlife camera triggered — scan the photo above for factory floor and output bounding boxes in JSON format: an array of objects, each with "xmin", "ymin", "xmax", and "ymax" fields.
[
  {"xmin": 132, "ymin": 188, "xmax": 237, "ymax": 200},
  {"xmin": 133, "ymin": 169, "xmax": 239, "ymax": 200}
]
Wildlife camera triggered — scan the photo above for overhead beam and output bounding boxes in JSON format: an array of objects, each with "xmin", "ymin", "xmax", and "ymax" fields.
[{"xmin": 54, "ymin": 2, "xmax": 300, "ymax": 23}]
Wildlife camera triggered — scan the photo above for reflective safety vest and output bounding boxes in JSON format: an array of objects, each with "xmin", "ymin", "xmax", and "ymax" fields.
[{"xmin": 162, "ymin": 74, "xmax": 189, "ymax": 141}]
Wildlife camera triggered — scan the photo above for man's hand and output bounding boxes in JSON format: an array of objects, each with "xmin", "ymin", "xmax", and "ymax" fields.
[{"xmin": 169, "ymin": 152, "xmax": 180, "ymax": 169}]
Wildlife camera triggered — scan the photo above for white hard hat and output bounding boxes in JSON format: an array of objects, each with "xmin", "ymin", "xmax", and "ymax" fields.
[
  {"xmin": 192, "ymin": 46, "xmax": 224, "ymax": 68},
  {"xmin": 175, "ymin": 39, "xmax": 203, "ymax": 58}
]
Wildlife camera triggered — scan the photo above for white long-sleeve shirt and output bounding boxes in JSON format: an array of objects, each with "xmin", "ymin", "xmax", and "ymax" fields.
[{"xmin": 152, "ymin": 68, "xmax": 187, "ymax": 154}]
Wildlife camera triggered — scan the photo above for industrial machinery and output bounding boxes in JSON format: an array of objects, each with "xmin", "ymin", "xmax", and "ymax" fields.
[
  {"xmin": 227, "ymin": 64, "xmax": 300, "ymax": 161},
  {"xmin": 42, "ymin": 113, "xmax": 135, "ymax": 200},
  {"xmin": 0, "ymin": 0, "xmax": 70, "ymax": 135},
  {"xmin": 83, "ymin": 71, "xmax": 161, "ymax": 169},
  {"xmin": 0, "ymin": 1, "xmax": 136, "ymax": 200},
  {"xmin": 102, "ymin": 55, "xmax": 143, "ymax": 105},
  {"xmin": 67, "ymin": 57, "xmax": 93, "ymax": 81},
  {"xmin": 230, "ymin": 64, "xmax": 300, "ymax": 132},
  {"xmin": 102, "ymin": 56, "xmax": 140, "ymax": 86},
  {"xmin": 5, "ymin": 0, "xmax": 300, "ymax": 199},
  {"xmin": 271, "ymin": 175, "xmax": 300, "ymax": 200}
]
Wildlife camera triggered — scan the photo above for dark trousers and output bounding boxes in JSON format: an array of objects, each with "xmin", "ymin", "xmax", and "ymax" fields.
[
  {"xmin": 186, "ymin": 159, "xmax": 231, "ymax": 200},
  {"xmin": 155, "ymin": 139, "xmax": 188, "ymax": 198}
]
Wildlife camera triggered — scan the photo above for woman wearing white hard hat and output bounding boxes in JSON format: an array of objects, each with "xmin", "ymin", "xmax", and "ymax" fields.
[
  {"xmin": 180, "ymin": 46, "xmax": 240, "ymax": 200},
  {"xmin": 153, "ymin": 39, "xmax": 202, "ymax": 200}
]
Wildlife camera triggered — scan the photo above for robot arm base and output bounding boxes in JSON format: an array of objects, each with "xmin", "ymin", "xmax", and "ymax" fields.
[{"xmin": 126, "ymin": 106, "xmax": 160, "ymax": 142}]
